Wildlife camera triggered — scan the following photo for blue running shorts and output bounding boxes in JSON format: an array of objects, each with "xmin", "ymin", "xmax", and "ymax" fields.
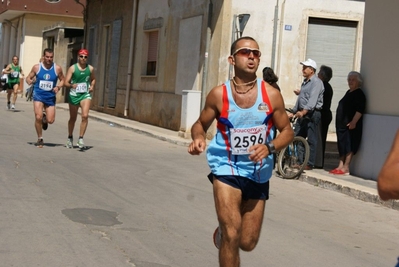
[{"xmin": 208, "ymin": 173, "xmax": 270, "ymax": 200}]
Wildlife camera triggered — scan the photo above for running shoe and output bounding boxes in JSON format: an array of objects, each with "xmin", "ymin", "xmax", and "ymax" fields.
[
  {"xmin": 35, "ymin": 138, "xmax": 44, "ymax": 148},
  {"xmin": 213, "ymin": 226, "xmax": 222, "ymax": 249},
  {"xmin": 42, "ymin": 113, "xmax": 48, "ymax": 130},
  {"xmin": 77, "ymin": 138, "xmax": 85, "ymax": 149},
  {"xmin": 11, "ymin": 104, "xmax": 15, "ymax": 109},
  {"xmin": 7, "ymin": 102, "xmax": 10, "ymax": 109},
  {"xmin": 66, "ymin": 138, "xmax": 73, "ymax": 149}
]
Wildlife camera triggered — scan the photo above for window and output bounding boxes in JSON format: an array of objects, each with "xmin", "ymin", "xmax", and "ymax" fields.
[
  {"xmin": 47, "ymin": 37, "xmax": 54, "ymax": 49},
  {"xmin": 146, "ymin": 31, "xmax": 159, "ymax": 76}
]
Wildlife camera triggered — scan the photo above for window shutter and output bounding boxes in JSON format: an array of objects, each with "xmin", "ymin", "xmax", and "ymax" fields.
[{"xmin": 147, "ymin": 31, "xmax": 158, "ymax": 62}]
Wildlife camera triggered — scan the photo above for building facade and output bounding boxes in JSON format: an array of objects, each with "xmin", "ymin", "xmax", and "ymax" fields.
[
  {"xmin": 0, "ymin": 0, "xmax": 85, "ymax": 98},
  {"xmin": 84, "ymin": 0, "xmax": 365, "ymax": 136}
]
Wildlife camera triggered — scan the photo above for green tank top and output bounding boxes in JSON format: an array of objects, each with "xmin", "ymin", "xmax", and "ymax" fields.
[
  {"xmin": 8, "ymin": 64, "xmax": 21, "ymax": 83},
  {"xmin": 71, "ymin": 64, "xmax": 91, "ymax": 93}
]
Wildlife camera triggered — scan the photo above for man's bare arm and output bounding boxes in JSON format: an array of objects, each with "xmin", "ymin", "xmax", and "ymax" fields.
[
  {"xmin": 63, "ymin": 65, "xmax": 75, "ymax": 88},
  {"xmin": 188, "ymin": 86, "xmax": 222, "ymax": 155},
  {"xmin": 268, "ymin": 87, "xmax": 294, "ymax": 151},
  {"xmin": 3, "ymin": 64, "xmax": 12, "ymax": 74},
  {"xmin": 56, "ymin": 65, "xmax": 65, "ymax": 88},
  {"xmin": 89, "ymin": 65, "xmax": 96, "ymax": 92},
  {"xmin": 377, "ymin": 130, "xmax": 399, "ymax": 201},
  {"xmin": 25, "ymin": 64, "xmax": 39, "ymax": 85},
  {"xmin": 248, "ymin": 86, "xmax": 294, "ymax": 163}
]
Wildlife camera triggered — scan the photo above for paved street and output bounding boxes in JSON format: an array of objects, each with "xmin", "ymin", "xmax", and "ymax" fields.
[{"xmin": 1, "ymin": 93, "xmax": 399, "ymax": 267}]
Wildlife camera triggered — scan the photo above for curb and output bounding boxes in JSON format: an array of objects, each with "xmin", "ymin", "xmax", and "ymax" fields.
[
  {"xmin": 88, "ymin": 115, "xmax": 192, "ymax": 147},
  {"xmin": 297, "ymin": 173, "xmax": 399, "ymax": 211},
  {"xmin": 57, "ymin": 105, "xmax": 399, "ymax": 211}
]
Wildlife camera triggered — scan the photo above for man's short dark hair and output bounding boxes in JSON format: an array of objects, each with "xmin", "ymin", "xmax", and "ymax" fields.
[
  {"xmin": 230, "ymin": 36, "xmax": 257, "ymax": 55},
  {"xmin": 43, "ymin": 48, "xmax": 54, "ymax": 55}
]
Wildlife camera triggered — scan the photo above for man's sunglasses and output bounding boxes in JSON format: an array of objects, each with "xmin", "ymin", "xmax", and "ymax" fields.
[
  {"xmin": 79, "ymin": 55, "xmax": 88, "ymax": 59},
  {"xmin": 232, "ymin": 47, "xmax": 261, "ymax": 58}
]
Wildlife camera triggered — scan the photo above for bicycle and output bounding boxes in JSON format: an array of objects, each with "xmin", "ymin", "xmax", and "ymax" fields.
[
  {"xmin": 276, "ymin": 108, "xmax": 310, "ymax": 179},
  {"xmin": 25, "ymin": 85, "xmax": 33, "ymax": 101}
]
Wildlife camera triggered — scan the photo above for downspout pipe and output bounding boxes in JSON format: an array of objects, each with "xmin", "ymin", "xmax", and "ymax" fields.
[
  {"xmin": 276, "ymin": 0, "xmax": 286, "ymax": 74},
  {"xmin": 124, "ymin": 0, "xmax": 139, "ymax": 117},
  {"xmin": 201, "ymin": 0, "xmax": 213, "ymax": 109},
  {"xmin": 228, "ymin": 14, "xmax": 237, "ymax": 80},
  {"xmin": 271, "ymin": 0, "xmax": 279, "ymax": 69}
]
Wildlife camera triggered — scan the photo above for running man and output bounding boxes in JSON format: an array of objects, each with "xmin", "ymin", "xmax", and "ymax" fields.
[
  {"xmin": 188, "ymin": 36, "xmax": 294, "ymax": 267},
  {"xmin": 4, "ymin": 56, "xmax": 24, "ymax": 109},
  {"xmin": 64, "ymin": 49, "xmax": 96, "ymax": 149},
  {"xmin": 25, "ymin": 48, "xmax": 64, "ymax": 148}
]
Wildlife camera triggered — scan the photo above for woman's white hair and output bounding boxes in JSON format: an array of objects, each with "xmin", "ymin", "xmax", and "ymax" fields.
[{"xmin": 347, "ymin": 71, "xmax": 363, "ymax": 87}]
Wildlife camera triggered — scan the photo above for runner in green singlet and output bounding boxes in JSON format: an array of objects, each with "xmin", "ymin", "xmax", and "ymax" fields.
[
  {"xmin": 64, "ymin": 49, "xmax": 96, "ymax": 149},
  {"xmin": 4, "ymin": 56, "xmax": 24, "ymax": 109}
]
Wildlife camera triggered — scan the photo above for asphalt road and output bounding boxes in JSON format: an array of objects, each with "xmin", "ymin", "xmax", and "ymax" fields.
[{"xmin": 1, "ymin": 94, "xmax": 399, "ymax": 267}]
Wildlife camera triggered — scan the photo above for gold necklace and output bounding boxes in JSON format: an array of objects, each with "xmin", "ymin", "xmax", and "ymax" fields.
[{"xmin": 231, "ymin": 77, "xmax": 257, "ymax": 94}]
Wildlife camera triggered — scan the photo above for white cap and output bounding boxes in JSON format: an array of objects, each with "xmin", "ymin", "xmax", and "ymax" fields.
[{"xmin": 300, "ymin": 58, "xmax": 317, "ymax": 70}]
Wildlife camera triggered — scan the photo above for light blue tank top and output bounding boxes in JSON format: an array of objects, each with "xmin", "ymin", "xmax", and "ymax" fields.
[{"xmin": 206, "ymin": 78, "xmax": 275, "ymax": 183}]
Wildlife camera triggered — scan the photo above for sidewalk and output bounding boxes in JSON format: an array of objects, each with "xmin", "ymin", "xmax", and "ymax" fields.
[{"xmin": 56, "ymin": 103, "xmax": 399, "ymax": 211}]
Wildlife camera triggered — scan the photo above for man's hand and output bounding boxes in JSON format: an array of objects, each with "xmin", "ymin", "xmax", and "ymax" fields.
[
  {"xmin": 248, "ymin": 144, "xmax": 269, "ymax": 163},
  {"xmin": 188, "ymin": 138, "xmax": 206, "ymax": 155},
  {"xmin": 294, "ymin": 89, "xmax": 300, "ymax": 95},
  {"xmin": 295, "ymin": 111, "xmax": 304, "ymax": 118}
]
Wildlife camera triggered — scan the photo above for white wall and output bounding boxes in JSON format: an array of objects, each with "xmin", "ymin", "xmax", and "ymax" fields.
[{"xmin": 229, "ymin": 0, "xmax": 365, "ymax": 115}]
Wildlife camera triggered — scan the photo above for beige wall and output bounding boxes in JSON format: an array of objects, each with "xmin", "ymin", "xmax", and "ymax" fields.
[
  {"xmin": 88, "ymin": 0, "xmax": 216, "ymax": 130},
  {"xmin": 360, "ymin": 1, "xmax": 399, "ymax": 117},
  {"xmin": 350, "ymin": 0, "xmax": 399, "ymax": 180}
]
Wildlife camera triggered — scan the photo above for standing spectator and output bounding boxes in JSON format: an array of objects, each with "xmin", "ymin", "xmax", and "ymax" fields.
[
  {"xmin": 25, "ymin": 48, "xmax": 65, "ymax": 148},
  {"xmin": 317, "ymin": 65, "xmax": 333, "ymax": 168},
  {"xmin": 1, "ymin": 64, "xmax": 8, "ymax": 92},
  {"xmin": 4, "ymin": 56, "xmax": 24, "ymax": 109},
  {"xmin": 290, "ymin": 58, "xmax": 324, "ymax": 170},
  {"xmin": 188, "ymin": 36, "xmax": 293, "ymax": 267},
  {"xmin": 262, "ymin": 66, "xmax": 280, "ymax": 91},
  {"xmin": 330, "ymin": 71, "xmax": 366, "ymax": 175},
  {"xmin": 64, "ymin": 49, "xmax": 96, "ymax": 149}
]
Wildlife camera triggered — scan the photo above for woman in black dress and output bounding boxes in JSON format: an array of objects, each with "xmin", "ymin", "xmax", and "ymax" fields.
[
  {"xmin": 318, "ymin": 65, "xmax": 333, "ymax": 168},
  {"xmin": 330, "ymin": 71, "xmax": 366, "ymax": 175}
]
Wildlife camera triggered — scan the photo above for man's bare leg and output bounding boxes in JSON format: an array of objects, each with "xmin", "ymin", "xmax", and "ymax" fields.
[{"xmin": 213, "ymin": 179, "xmax": 242, "ymax": 267}]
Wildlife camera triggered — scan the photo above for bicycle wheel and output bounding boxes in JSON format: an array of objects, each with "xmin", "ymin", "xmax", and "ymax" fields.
[
  {"xmin": 277, "ymin": 136, "xmax": 310, "ymax": 179},
  {"xmin": 26, "ymin": 86, "xmax": 33, "ymax": 102}
]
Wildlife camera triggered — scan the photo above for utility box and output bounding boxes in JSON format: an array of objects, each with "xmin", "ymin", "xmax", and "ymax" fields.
[{"xmin": 179, "ymin": 90, "xmax": 201, "ymax": 139}]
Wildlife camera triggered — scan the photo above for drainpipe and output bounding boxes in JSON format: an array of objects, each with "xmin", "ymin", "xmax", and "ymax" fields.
[
  {"xmin": 271, "ymin": 0, "xmax": 279, "ymax": 69},
  {"xmin": 276, "ymin": 0, "xmax": 286, "ymax": 74},
  {"xmin": 124, "ymin": 0, "xmax": 139, "ymax": 117},
  {"xmin": 228, "ymin": 14, "xmax": 237, "ymax": 80},
  {"xmin": 201, "ymin": 0, "xmax": 213, "ymax": 109}
]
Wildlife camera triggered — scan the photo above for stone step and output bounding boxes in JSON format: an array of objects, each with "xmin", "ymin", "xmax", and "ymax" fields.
[
  {"xmin": 325, "ymin": 141, "xmax": 337, "ymax": 153},
  {"xmin": 325, "ymin": 151, "xmax": 339, "ymax": 159}
]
